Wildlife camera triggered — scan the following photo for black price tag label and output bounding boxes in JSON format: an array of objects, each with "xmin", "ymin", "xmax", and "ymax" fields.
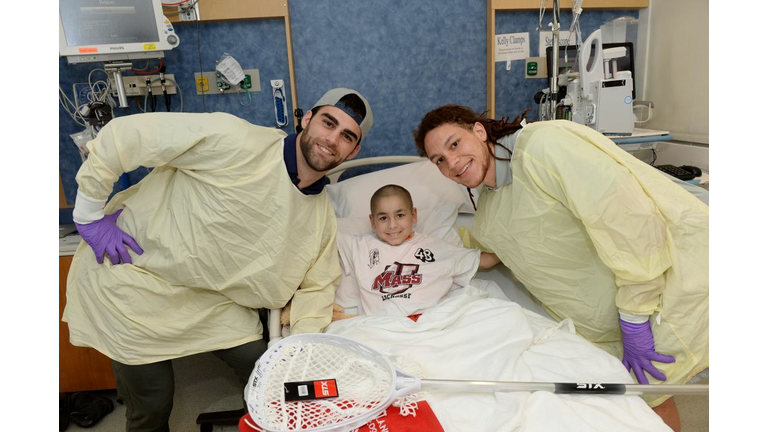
[{"xmin": 284, "ymin": 379, "xmax": 339, "ymax": 401}]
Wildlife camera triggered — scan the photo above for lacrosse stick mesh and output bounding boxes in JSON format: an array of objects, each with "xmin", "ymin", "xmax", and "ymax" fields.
[{"xmin": 246, "ymin": 335, "xmax": 396, "ymax": 432}]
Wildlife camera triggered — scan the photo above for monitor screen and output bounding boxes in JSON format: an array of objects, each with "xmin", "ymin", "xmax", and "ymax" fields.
[
  {"xmin": 59, "ymin": 0, "xmax": 178, "ymax": 63},
  {"xmin": 545, "ymin": 42, "xmax": 635, "ymax": 99},
  {"xmin": 60, "ymin": 0, "xmax": 159, "ymax": 47}
]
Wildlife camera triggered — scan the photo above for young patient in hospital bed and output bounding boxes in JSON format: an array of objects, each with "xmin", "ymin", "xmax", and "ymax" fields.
[
  {"xmin": 334, "ymin": 184, "xmax": 498, "ymax": 319},
  {"xmin": 280, "ymin": 184, "xmax": 498, "ymax": 326}
]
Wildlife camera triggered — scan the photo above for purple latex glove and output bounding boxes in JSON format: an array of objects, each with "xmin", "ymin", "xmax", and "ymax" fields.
[
  {"xmin": 620, "ymin": 319, "xmax": 675, "ymax": 384},
  {"xmin": 75, "ymin": 209, "xmax": 143, "ymax": 265}
]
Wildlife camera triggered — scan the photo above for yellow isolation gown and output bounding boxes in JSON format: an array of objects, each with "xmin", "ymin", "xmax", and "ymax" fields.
[
  {"xmin": 469, "ymin": 120, "xmax": 708, "ymax": 406},
  {"xmin": 63, "ymin": 113, "xmax": 341, "ymax": 365}
]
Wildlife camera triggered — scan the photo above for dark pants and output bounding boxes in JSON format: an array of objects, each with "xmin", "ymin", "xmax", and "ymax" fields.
[{"xmin": 111, "ymin": 339, "xmax": 268, "ymax": 432}]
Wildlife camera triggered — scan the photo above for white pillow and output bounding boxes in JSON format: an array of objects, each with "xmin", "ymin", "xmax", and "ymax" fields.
[
  {"xmin": 335, "ymin": 203, "xmax": 462, "ymax": 246},
  {"xmin": 326, "ymin": 160, "xmax": 476, "ymax": 217},
  {"xmin": 334, "ymin": 204, "xmax": 463, "ymax": 312}
]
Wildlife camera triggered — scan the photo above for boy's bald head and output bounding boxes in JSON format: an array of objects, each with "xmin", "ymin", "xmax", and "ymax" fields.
[{"xmin": 370, "ymin": 184, "xmax": 414, "ymax": 215}]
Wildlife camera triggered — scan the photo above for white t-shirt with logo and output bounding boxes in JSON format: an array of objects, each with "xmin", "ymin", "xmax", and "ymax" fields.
[{"xmin": 337, "ymin": 232, "xmax": 480, "ymax": 316}]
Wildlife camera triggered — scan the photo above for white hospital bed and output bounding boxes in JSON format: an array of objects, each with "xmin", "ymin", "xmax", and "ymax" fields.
[{"xmin": 262, "ymin": 156, "xmax": 675, "ymax": 431}]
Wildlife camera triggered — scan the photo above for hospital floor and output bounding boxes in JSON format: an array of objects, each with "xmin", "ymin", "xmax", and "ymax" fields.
[{"xmin": 63, "ymin": 352, "xmax": 709, "ymax": 432}]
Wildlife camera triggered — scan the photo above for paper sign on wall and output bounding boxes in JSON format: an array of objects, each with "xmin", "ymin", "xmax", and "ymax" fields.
[
  {"xmin": 495, "ymin": 32, "xmax": 530, "ymax": 63},
  {"xmin": 538, "ymin": 31, "xmax": 572, "ymax": 57}
]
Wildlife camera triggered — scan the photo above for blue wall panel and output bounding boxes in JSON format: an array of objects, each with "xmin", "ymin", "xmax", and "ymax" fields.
[
  {"xmin": 289, "ymin": 0, "xmax": 487, "ymax": 159},
  {"xmin": 59, "ymin": 2, "xmax": 639, "ymax": 204}
]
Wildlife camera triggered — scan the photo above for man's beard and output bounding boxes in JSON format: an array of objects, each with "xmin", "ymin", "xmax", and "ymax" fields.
[
  {"xmin": 475, "ymin": 155, "xmax": 491, "ymax": 188},
  {"xmin": 299, "ymin": 132, "xmax": 340, "ymax": 172},
  {"xmin": 463, "ymin": 147, "xmax": 491, "ymax": 189}
]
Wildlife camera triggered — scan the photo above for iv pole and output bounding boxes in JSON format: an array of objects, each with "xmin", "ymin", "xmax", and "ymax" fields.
[
  {"xmin": 548, "ymin": 0, "xmax": 560, "ymax": 121},
  {"xmin": 541, "ymin": 0, "xmax": 583, "ymax": 121}
]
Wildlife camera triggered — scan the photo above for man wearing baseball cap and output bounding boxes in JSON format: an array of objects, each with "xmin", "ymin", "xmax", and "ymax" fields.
[{"xmin": 63, "ymin": 88, "xmax": 372, "ymax": 431}]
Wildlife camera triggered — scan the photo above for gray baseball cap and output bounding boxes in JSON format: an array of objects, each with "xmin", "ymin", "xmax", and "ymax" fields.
[{"xmin": 312, "ymin": 88, "xmax": 373, "ymax": 142}]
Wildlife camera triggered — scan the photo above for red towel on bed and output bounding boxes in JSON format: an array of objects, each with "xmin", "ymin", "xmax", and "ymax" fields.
[{"xmin": 238, "ymin": 400, "xmax": 444, "ymax": 431}]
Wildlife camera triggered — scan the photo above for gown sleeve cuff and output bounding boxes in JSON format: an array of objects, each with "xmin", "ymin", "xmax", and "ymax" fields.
[
  {"xmin": 618, "ymin": 311, "xmax": 651, "ymax": 324},
  {"xmin": 73, "ymin": 190, "xmax": 107, "ymax": 224}
]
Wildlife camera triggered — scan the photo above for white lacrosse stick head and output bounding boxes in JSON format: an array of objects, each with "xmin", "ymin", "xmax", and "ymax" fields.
[{"xmin": 244, "ymin": 333, "xmax": 421, "ymax": 432}]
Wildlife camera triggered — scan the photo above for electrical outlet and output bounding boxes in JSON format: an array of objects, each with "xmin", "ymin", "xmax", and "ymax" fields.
[
  {"xmin": 240, "ymin": 74, "xmax": 253, "ymax": 90},
  {"xmin": 108, "ymin": 74, "xmax": 178, "ymax": 97},
  {"xmin": 196, "ymin": 76, "xmax": 209, "ymax": 93},
  {"xmin": 194, "ymin": 69, "xmax": 260, "ymax": 95}
]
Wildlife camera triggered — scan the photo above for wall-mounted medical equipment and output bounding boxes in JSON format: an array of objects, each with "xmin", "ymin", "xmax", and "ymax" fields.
[
  {"xmin": 59, "ymin": 0, "xmax": 180, "ymax": 108},
  {"xmin": 271, "ymin": 80, "xmax": 289, "ymax": 128},
  {"xmin": 214, "ymin": 53, "xmax": 257, "ymax": 106},
  {"xmin": 106, "ymin": 73, "xmax": 177, "ymax": 98},
  {"xmin": 194, "ymin": 69, "xmax": 261, "ymax": 96}
]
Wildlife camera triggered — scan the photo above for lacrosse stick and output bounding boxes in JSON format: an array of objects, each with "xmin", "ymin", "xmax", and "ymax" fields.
[{"xmin": 244, "ymin": 333, "xmax": 708, "ymax": 432}]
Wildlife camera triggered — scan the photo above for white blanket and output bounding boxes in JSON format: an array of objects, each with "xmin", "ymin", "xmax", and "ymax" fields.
[{"xmin": 325, "ymin": 284, "xmax": 670, "ymax": 432}]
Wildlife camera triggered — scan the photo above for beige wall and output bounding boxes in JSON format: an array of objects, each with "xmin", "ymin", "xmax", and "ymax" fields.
[{"xmin": 641, "ymin": 0, "xmax": 709, "ymax": 144}]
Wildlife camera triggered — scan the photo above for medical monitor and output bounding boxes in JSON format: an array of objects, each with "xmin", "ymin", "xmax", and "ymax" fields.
[
  {"xmin": 546, "ymin": 42, "xmax": 635, "ymax": 100},
  {"xmin": 59, "ymin": 0, "xmax": 179, "ymax": 64}
]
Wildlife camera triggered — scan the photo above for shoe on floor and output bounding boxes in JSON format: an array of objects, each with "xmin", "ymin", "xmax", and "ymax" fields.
[{"xmin": 69, "ymin": 392, "xmax": 115, "ymax": 428}]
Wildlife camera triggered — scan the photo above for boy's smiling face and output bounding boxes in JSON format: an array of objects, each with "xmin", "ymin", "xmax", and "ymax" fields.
[{"xmin": 369, "ymin": 195, "xmax": 417, "ymax": 246}]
